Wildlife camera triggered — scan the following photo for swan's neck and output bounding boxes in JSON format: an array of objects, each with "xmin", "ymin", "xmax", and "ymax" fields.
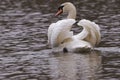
[
  {"xmin": 66, "ymin": 4, "xmax": 76, "ymax": 19},
  {"xmin": 67, "ymin": 10, "xmax": 76, "ymax": 19}
]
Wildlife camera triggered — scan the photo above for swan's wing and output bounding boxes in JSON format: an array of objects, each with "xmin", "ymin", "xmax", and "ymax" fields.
[
  {"xmin": 48, "ymin": 19, "xmax": 76, "ymax": 47},
  {"xmin": 73, "ymin": 27, "xmax": 89, "ymax": 40},
  {"xmin": 73, "ymin": 19, "xmax": 89, "ymax": 40},
  {"xmin": 48, "ymin": 23, "xmax": 56, "ymax": 45},
  {"xmin": 76, "ymin": 19, "xmax": 101, "ymax": 46},
  {"xmin": 90, "ymin": 21, "xmax": 101, "ymax": 45}
]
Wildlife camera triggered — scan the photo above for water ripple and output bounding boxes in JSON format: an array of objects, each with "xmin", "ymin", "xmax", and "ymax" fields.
[{"xmin": 0, "ymin": 0, "xmax": 120, "ymax": 80}]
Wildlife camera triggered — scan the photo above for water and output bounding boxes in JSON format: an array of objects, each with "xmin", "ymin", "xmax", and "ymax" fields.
[{"xmin": 0, "ymin": 0, "xmax": 120, "ymax": 80}]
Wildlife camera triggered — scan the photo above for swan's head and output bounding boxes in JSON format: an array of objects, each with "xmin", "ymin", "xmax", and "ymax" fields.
[{"xmin": 55, "ymin": 2, "xmax": 76, "ymax": 19}]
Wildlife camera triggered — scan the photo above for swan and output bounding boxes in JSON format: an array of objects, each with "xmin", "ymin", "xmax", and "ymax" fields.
[{"xmin": 48, "ymin": 2, "xmax": 101, "ymax": 52}]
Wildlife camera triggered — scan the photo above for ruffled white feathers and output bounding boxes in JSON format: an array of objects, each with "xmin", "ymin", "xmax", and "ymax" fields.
[
  {"xmin": 76, "ymin": 19, "xmax": 101, "ymax": 46},
  {"xmin": 48, "ymin": 19, "xmax": 76, "ymax": 48}
]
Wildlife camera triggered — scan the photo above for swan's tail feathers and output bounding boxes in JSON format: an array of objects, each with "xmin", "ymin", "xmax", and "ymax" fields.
[
  {"xmin": 77, "ymin": 19, "xmax": 101, "ymax": 46},
  {"xmin": 48, "ymin": 19, "xmax": 76, "ymax": 47}
]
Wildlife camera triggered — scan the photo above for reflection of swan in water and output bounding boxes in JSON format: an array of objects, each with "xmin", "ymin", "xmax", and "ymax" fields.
[{"xmin": 49, "ymin": 51, "xmax": 101, "ymax": 80}]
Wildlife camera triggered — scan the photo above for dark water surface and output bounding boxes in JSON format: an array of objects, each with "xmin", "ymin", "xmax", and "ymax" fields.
[{"xmin": 0, "ymin": 0, "xmax": 120, "ymax": 80}]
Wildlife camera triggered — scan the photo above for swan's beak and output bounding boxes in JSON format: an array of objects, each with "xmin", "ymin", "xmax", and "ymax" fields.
[{"xmin": 55, "ymin": 9, "xmax": 63, "ymax": 16}]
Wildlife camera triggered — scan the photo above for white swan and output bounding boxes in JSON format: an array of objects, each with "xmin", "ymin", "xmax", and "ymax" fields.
[{"xmin": 48, "ymin": 2, "xmax": 101, "ymax": 52}]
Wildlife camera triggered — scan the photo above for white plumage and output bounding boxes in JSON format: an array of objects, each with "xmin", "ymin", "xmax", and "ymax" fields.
[
  {"xmin": 48, "ymin": 19, "xmax": 76, "ymax": 47},
  {"xmin": 48, "ymin": 2, "xmax": 101, "ymax": 52}
]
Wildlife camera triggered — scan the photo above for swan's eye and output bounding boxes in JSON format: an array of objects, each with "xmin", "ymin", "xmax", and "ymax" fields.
[{"xmin": 58, "ymin": 5, "xmax": 64, "ymax": 10}]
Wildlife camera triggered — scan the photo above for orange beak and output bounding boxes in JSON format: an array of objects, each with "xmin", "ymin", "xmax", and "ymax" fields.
[{"xmin": 55, "ymin": 9, "xmax": 63, "ymax": 16}]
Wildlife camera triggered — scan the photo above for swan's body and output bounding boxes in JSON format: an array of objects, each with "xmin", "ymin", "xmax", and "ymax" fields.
[{"xmin": 48, "ymin": 2, "xmax": 101, "ymax": 52}]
